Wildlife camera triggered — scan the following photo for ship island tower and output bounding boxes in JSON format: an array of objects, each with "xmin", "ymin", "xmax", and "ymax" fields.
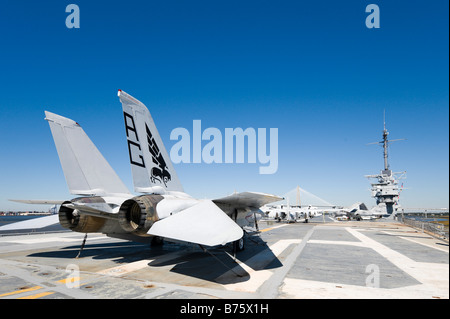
[{"xmin": 365, "ymin": 113, "xmax": 406, "ymax": 216}]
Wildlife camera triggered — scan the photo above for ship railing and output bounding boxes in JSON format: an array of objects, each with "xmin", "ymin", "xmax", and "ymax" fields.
[{"xmin": 397, "ymin": 213, "xmax": 449, "ymax": 241}]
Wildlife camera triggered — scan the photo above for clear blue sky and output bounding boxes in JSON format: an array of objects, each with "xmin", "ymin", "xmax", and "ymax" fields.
[{"xmin": 0, "ymin": 0, "xmax": 448, "ymax": 211}]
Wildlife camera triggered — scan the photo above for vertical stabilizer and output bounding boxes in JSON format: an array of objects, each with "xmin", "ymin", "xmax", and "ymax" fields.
[
  {"xmin": 45, "ymin": 111, "xmax": 130, "ymax": 196},
  {"xmin": 118, "ymin": 90, "xmax": 183, "ymax": 194}
]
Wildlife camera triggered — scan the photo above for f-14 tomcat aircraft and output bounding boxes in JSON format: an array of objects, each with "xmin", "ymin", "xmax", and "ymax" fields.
[{"xmin": 2, "ymin": 90, "xmax": 282, "ymax": 252}]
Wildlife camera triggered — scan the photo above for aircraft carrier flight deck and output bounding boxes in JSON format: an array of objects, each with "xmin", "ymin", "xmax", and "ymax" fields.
[{"xmin": 0, "ymin": 217, "xmax": 448, "ymax": 299}]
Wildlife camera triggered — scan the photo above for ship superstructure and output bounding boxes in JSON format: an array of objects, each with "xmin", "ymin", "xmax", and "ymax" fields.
[{"xmin": 365, "ymin": 113, "xmax": 406, "ymax": 215}]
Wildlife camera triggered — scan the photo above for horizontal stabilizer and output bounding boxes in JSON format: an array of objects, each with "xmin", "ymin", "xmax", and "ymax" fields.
[
  {"xmin": 9, "ymin": 199, "xmax": 65, "ymax": 205},
  {"xmin": 213, "ymin": 192, "xmax": 284, "ymax": 208},
  {"xmin": 0, "ymin": 215, "xmax": 59, "ymax": 231},
  {"xmin": 148, "ymin": 200, "xmax": 243, "ymax": 246}
]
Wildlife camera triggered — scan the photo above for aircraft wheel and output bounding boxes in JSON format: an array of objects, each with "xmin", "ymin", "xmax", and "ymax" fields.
[{"xmin": 235, "ymin": 236, "xmax": 245, "ymax": 252}]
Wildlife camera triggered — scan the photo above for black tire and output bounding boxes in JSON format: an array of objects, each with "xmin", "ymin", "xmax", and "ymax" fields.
[{"xmin": 234, "ymin": 236, "xmax": 245, "ymax": 252}]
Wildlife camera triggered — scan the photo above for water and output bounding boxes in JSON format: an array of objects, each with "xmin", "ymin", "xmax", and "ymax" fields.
[{"xmin": 410, "ymin": 217, "xmax": 447, "ymax": 222}]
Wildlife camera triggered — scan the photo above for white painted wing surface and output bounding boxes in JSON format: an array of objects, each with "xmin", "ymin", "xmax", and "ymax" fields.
[
  {"xmin": 45, "ymin": 111, "xmax": 130, "ymax": 196},
  {"xmin": 213, "ymin": 192, "xmax": 284, "ymax": 208},
  {"xmin": 0, "ymin": 214, "xmax": 60, "ymax": 231},
  {"xmin": 148, "ymin": 200, "xmax": 243, "ymax": 246}
]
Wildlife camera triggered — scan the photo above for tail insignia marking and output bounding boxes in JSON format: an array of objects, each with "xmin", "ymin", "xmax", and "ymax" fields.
[{"xmin": 146, "ymin": 124, "xmax": 171, "ymax": 187}]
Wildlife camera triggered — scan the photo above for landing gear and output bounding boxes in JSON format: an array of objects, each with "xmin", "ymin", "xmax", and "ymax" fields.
[
  {"xmin": 230, "ymin": 235, "xmax": 245, "ymax": 263},
  {"xmin": 234, "ymin": 236, "xmax": 245, "ymax": 252},
  {"xmin": 75, "ymin": 233, "xmax": 88, "ymax": 259}
]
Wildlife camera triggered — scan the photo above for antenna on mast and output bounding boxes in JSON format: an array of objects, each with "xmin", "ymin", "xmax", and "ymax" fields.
[
  {"xmin": 383, "ymin": 110, "xmax": 389, "ymax": 171},
  {"xmin": 367, "ymin": 111, "xmax": 406, "ymax": 173}
]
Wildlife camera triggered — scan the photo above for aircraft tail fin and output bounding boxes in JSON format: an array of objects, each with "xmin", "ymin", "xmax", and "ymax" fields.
[
  {"xmin": 45, "ymin": 111, "xmax": 131, "ymax": 196},
  {"xmin": 118, "ymin": 90, "xmax": 183, "ymax": 194}
]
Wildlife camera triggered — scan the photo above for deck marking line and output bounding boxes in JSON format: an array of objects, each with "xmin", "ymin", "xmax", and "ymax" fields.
[{"xmin": 217, "ymin": 238, "xmax": 302, "ymax": 292}]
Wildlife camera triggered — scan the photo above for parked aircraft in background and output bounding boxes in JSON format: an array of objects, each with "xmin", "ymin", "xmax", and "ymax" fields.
[
  {"xmin": 332, "ymin": 202, "xmax": 382, "ymax": 221},
  {"xmin": 262, "ymin": 204, "xmax": 330, "ymax": 223}
]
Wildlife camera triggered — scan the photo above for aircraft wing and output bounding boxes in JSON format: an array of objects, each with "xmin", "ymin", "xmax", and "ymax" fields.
[
  {"xmin": 212, "ymin": 192, "xmax": 284, "ymax": 209},
  {"xmin": 0, "ymin": 214, "xmax": 60, "ymax": 231},
  {"xmin": 148, "ymin": 200, "xmax": 243, "ymax": 246}
]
